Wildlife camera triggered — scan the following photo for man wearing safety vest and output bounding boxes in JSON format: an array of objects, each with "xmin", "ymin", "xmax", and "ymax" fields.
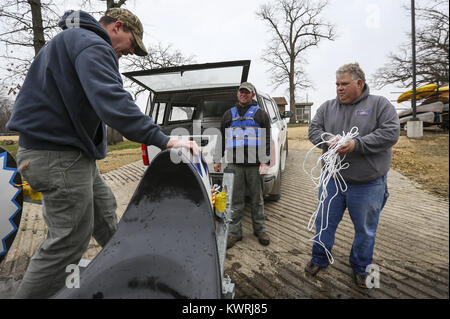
[{"xmin": 214, "ymin": 82, "xmax": 271, "ymax": 249}]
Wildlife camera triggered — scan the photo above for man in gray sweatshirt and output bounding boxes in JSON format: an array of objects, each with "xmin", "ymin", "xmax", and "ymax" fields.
[{"xmin": 304, "ymin": 63, "xmax": 400, "ymax": 288}]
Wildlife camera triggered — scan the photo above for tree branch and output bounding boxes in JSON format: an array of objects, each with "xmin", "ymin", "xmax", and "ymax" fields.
[{"xmin": 257, "ymin": 0, "xmax": 334, "ymax": 104}]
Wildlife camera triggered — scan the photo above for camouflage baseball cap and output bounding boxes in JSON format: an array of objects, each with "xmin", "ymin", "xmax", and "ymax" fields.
[
  {"xmin": 239, "ymin": 82, "xmax": 255, "ymax": 93},
  {"xmin": 105, "ymin": 8, "xmax": 148, "ymax": 56}
]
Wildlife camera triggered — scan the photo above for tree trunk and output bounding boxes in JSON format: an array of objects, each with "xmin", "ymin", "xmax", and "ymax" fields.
[
  {"xmin": 289, "ymin": 60, "xmax": 296, "ymax": 124},
  {"xmin": 106, "ymin": 126, "xmax": 123, "ymax": 145},
  {"xmin": 106, "ymin": 0, "xmax": 127, "ymax": 10},
  {"xmin": 28, "ymin": 0, "xmax": 46, "ymax": 55},
  {"xmin": 104, "ymin": 0, "xmax": 126, "ymax": 143}
]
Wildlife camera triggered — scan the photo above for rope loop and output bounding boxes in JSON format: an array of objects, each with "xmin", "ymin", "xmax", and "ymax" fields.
[{"xmin": 303, "ymin": 127, "xmax": 359, "ymax": 264}]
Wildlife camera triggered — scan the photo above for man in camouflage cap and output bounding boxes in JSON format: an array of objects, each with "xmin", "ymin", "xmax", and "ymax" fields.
[
  {"xmin": 103, "ymin": 7, "xmax": 148, "ymax": 56},
  {"xmin": 8, "ymin": 8, "xmax": 198, "ymax": 299}
]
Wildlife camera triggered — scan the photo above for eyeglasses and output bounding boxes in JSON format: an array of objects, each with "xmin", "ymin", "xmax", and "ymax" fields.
[{"xmin": 120, "ymin": 22, "xmax": 138, "ymax": 52}]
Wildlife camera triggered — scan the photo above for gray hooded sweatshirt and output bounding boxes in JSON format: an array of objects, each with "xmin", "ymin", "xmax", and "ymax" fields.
[{"xmin": 308, "ymin": 84, "xmax": 400, "ymax": 183}]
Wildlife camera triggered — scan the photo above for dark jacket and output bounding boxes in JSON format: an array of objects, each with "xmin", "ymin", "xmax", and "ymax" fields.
[
  {"xmin": 6, "ymin": 10, "xmax": 169, "ymax": 159},
  {"xmin": 216, "ymin": 101, "xmax": 271, "ymax": 165},
  {"xmin": 309, "ymin": 84, "xmax": 400, "ymax": 183}
]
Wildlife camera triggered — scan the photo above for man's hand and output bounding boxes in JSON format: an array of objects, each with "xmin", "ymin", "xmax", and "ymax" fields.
[
  {"xmin": 326, "ymin": 135, "xmax": 355, "ymax": 156},
  {"xmin": 166, "ymin": 138, "xmax": 199, "ymax": 156},
  {"xmin": 337, "ymin": 139, "xmax": 355, "ymax": 156},
  {"xmin": 327, "ymin": 135, "xmax": 340, "ymax": 149},
  {"xmin": 213, "ymin": 163, "xmax": 221, "ymax": 172},
  {"xmin": 259, "ymin": 163, "xmax": 270, "ymax": 175}
]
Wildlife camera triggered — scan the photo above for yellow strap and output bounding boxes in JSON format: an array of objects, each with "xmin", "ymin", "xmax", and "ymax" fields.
[{"xmin": 13, "ymin": 183, "xmax": 42, "ymax": 200}]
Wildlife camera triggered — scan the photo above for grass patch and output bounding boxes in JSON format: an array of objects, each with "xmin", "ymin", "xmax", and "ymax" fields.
[
  {"xmin": 287, "ymin": 123, "xmax": 309, "ymax": 128},
  {"xmin": 0, "ymin": 142, "xmax": 18, "ymax": 157},
  {"xmin": 107, "ymin": 140, "xmax": 141, "ymax": 152}
]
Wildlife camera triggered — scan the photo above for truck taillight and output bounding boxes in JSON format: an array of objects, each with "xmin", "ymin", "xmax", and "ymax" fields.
[{"xmin": 141, "ymin": 144, "xmax": 149, "ymax": 166}]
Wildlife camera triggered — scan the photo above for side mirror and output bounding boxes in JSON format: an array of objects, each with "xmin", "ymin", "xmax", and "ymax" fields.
[{"xmin": 281, "ymin": 111, "xmax": 293, "ymax": 119}]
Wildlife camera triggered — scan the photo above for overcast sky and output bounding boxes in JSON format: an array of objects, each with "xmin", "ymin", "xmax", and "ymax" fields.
[
  {"xmin": 2, "ymin": 0, "xmax": 417, "ymax": 117},
  {"xmin": 119, "ymin": 0, "xmax": 414, "ymax": 117}
]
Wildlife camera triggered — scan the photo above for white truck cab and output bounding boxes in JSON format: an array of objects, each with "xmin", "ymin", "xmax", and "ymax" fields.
[{"xmin": 123, "ymin": 60, "xmax": 292, "ymax": 200}]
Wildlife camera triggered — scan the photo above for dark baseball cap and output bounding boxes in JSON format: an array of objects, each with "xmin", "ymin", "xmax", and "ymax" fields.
[
  {"xmin": 239, "ymin": 82, "xmax": 255, "ymax": 93},
  {"xmin": 105, "ymin": 8, "xmax": 148, "ymax": 56}
]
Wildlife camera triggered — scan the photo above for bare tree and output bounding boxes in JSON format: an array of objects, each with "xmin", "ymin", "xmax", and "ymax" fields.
[
  {"xmin": 102, "ymin": 0, "xmax": 128, "ymax": 145},
  {"xmin": 0, "ymin": 0, "xmax": 126, "ymax": 96},
  {"xmin": 0, "ymin": 0, "xmax": 194, "ymax": 142},
  {"xmin": 99, "ymin": 1, "xmax": 195, "ymax": 143},
  {"xmin": 120, "ymin": 43, "xmax": 196, "ymax": 129},
  {"xmin": 0, "ymin": 0, "xmax": 60, "ymax": 95},
  {"xmin": 103, "ymin": 0, "xmax": 127, "ymax": 9},
  {"xmin": 256, "ymin": 0, "xmax": 335, "ymax": 110},
  {"xmin": 371, "ymin": 0, "xmax": 449, "ymax": 89},
  {"xmin": 0, "ymin": 96, "xmax": 14, "ymax": 133}
]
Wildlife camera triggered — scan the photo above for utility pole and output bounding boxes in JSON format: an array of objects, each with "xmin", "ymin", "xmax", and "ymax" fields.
[{"xmin": 407, "ymin": 0, "xmax": 423, "ymax": 138}]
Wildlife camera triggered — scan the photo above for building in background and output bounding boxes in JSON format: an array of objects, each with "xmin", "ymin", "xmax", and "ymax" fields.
[
  {"xmin": 271, "ymin": 97, "xmax": 313, "ymax": 124},
  {"xmin": 292, "ymin": 102, "xmax": 313, "ymax": 124},
  {"xmin": 272, "ymin": 97, "xmax": 288, "ymax": 113},
  {"xmin": 272, "ymin": 97, "xmax": 290, "ymax": 124}
]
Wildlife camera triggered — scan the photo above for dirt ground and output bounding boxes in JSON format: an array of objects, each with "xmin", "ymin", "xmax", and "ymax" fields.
[
  {"xmin": 96, "ymin": 148, "xmax": 142, "ymax": 173},
  {"xmin": 288, "ymin": 125, "xmax": 449, "ymax": 199},
  {"xmin": 1, "ymin": 126, "xmax": 448, "ymax": 198}
]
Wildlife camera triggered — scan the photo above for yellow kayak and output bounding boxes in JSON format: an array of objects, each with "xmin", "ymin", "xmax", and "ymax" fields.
[
  {"xmin": 397, "ymin": 83, "xmax": 438, "ymax": 103},
  {"xmin": 420, "ymin": 84, "xmax": 449, "ymax": 105},
  {"xmin": 438, "ymin": 84, "xmax": 449, "ymax": 92}
]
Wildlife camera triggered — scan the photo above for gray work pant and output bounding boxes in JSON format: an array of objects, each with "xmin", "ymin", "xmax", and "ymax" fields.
[
  {"xmin": 14, "ymin": 147, "xmax": 117, "ymax": 299},
  {"xmin": 227, "ymin": 164, "xmax": 266, "ymax": 238}
]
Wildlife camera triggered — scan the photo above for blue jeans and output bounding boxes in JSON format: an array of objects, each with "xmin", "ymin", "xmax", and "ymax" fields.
[{"xmin": 311, "ymin": 174, "xmax": 389, "ymax": 274}]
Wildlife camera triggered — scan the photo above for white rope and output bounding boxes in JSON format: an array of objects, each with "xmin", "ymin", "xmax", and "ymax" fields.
[{"xmin": 303, "ymin": 127, "xmax": 359, "ymax": 264}]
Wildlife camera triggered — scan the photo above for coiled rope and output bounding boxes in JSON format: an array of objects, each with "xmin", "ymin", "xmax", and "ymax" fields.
[{"xmin": 302, "ymin": 126, "xmax": 359, "ymax": 264}]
